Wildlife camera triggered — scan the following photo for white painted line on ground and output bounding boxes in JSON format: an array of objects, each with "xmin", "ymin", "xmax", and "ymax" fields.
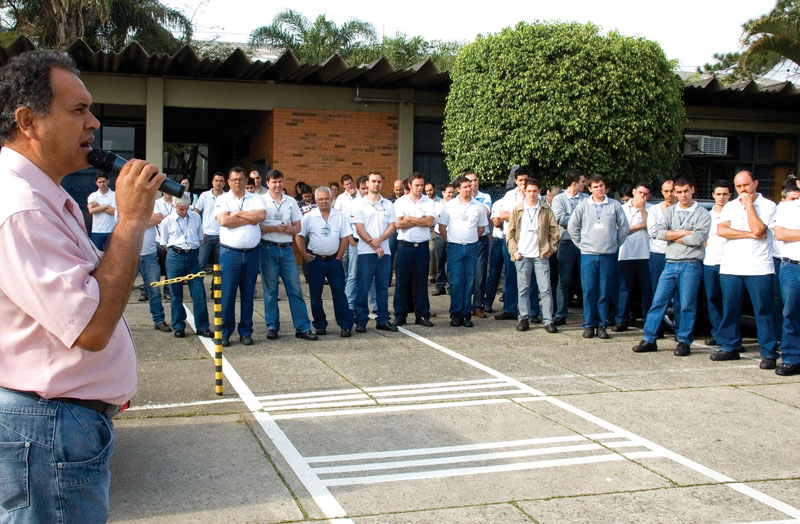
[
  {"xmin": 263, "ymin": 399, "xmax": 378, "ymax": 411},
  {"xmin": 261, "ymin": 393, "xmax": 369, "ymax": 407},
  {"xmin": 305, "ymin": 433, "xmax": 620, "ymax": 463},
  {"xmin": 322, "ymin": 451, "xmax": 662, "ymax": 486},
  {"xmin": 127, "ymin": 397, "xmax": 243, "ymax": 411},
  {"xmin": 398, "ymin": 327, "xmax": 800, "ymax": 520},
  {"xmin": 733, "ymin": 520, "xmax": 800, "ymax": 524},
  {"xmin": 379, "ymin": 389, "xmax": 525, "ymax": 404},
  {"xmin": 253, "ymin": 379, "xmax": 503, "ymax": 402},
  {"xmin": 370, "ymin": 381, "xmax": 517, "ymax": 397},
  {"xmin": 184, "ymin": 310, "xmax": 353, "ymax": 524}
]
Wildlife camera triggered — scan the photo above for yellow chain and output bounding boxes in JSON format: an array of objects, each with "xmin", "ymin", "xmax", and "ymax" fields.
[{"xmin": 149, "ymin": 271, "xmax": 207, "ymax": 287}]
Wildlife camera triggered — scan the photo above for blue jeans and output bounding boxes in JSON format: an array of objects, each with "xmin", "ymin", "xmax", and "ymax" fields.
[
  {"xmin": 779, "ymin": 261, "xmax": 800, "ymax": 365},
  {"xmin": 166, "ymin": 248, "xmax": 209, "ymax": 332},
  {"xmin": 717, "ymin": 273, "xmax": 778, "ymax": 358},
  {"xmin": 471, "ymin": 235, "xmax": 490, "ymax": 310},
  {"xmin": 703, "ymin": 264, "xmax": 727, "ymax": 341},
  {"xmin": 198, "ymin": 234, "xmax": 220, "ymax": 270},
  {"xmin": 483, "ymin": 237, "xmax": 505, "ymax": 309},
  {"xmin": 90, "ymin": 232, "xmax": 111, "ymax": 251},
  {"xmin": 643, "ymin": 261, "xmax": 702, "ymax": 344},
  {"xmin": 355, "ymin": 253, "xmax": 392, "ymax": 326},
  {"xmin": 307, "ymin": 256, "xmax": 353, "ymax": 330},
  {"xmin": 138, "ymin": 251, "xmax": 165, "ymax": 325},
  {"xmin": 649, "ymin": 251, "xmax": 678, "ymax": 333},
  {"xmin": 220, "ymin": 245, "xmax": 259, "ymax": 339},
  {"xmin": 555, "ymin": 239, "xmax": 580, "ymax": 320},
  {"xmin": 0, "ymin": 387, "xmax": 114, "ymax": 524},
  {"xmin": 393, "ymin": 241, "xmax": 431, "ymax": 320},
  {"xmin": 580, "ymin": 253, "xmax": 616, "ymax": 328},
  {"xmin": 516, "ymin": 257, "xmax": 554, "ymax": 323},
  {"xmin": 617, "ymin": 259, "xmax": 652, "ymax": 325},
  {"xmin": 447, "ymin": 242, "xmax": 478, "ymax": 317},
  {"xmin": 773, "ymin": 257, "xmax": 784, "ymax": 340},
  {"xmin": 260, "ymin": 243, "xmax": 311, "ymax": 333}
]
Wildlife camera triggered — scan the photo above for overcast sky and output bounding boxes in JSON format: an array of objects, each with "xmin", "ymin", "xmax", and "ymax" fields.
[{"xmin": 165, "ymin": 0, "xmax": 777, "ymax": 72}]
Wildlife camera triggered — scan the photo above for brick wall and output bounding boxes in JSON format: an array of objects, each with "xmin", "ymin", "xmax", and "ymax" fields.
[{"xmin": 269, "ymin": 108, "xmax": 398, "ymax": 197}]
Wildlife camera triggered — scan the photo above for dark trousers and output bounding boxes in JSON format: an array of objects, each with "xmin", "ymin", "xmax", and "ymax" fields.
[
  {"xmin": 394, "ymin": 241, "xmax": 431, "ymax": 320},
  {"xmin": 308, "ymin": 257, "xmax": 353, "ymax": 330},
  {"xmin": 434, "ymin": 234, "xmax": 448, "ymax": 292},
  {"xmin": 483, "ymin": 236, "xmax": 506, "ymax": 309},
  {"xmin": 555, "ymin": 239, "xmax": 580, "ymax": 320},
  {"xmin": 471, "ymin": 235, "xmax": 490, "ymax": 310},
  {"xmin": 220, "ymin": 245, "xmax": 259, "ymax": 338},
  {"xmin": 616, "ymin": 258, "xmax": 652, "ymax": 325}
]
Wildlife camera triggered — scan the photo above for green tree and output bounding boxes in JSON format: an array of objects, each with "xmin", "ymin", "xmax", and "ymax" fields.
[
  {"xmin": 443, "ymin": 21, "xmax": 685, "ymax": 187},
  {"xmin": 349, "ymin": 31, "xmax": 463, "ymax": 70},
  {"xmin": 249, "ymin": 9, "xmax": 376, "ymax": 63}
]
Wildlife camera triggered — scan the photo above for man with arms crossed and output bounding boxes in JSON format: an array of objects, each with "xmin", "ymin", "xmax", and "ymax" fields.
[
  {"xmin": 551, "ymin": 170, "xmax": 588, "ymax": 325},
  {"xmin": 772, "ymin": 184, "xmax": 800, "ymax": 375},
  {"xmin": 0, "ymin": 50, "xmax": 164, "ymax": 523},
  {"xmin": 633, "ymin": 179, "xmax": 711, "ymax": 356},
  {"xmin": 615, "ymin": 182, "xmax": 652, "ymax": 331},
  {"xmin": 215, "ymin": 167, "xmax": 267, "ymax": 347},
  {"xmin": 87, "ymin": 171, "xmax": 117, "ymax": 250},
  {"xmin": 464, "ymin": 169, "xmax": 492, "ymax": 318},
  {"xmin": 702, "ymin": 180, "xmax": 733, "ymax": 347},
  {"xmin": 194, "ymin": 171, "xmax": 226, "ymax": 271}
]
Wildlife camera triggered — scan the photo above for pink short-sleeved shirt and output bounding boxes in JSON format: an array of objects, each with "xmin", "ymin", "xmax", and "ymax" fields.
[{"xmin": 0, "ymin": 147, "xmax": 137, "ymax": 405}]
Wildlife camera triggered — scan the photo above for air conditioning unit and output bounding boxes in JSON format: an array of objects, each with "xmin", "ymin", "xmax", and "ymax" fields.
[{"xmin": 683, "ymin": 135, "xmax": 728, "ymax": 156}]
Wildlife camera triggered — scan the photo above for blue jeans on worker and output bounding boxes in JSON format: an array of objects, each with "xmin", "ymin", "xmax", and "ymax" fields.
[
  {"xmin": 220, "ymin": 245, "xmax": 259, "ymax": 339},
  {"xmin": 649, "ymin": 251, "xmax": 678, "ymax": 334},
  {"xmin": 779, "ymin": 261, "xmax": 800, "ymax": 366},
  {"xmin": 198, "ymin": 234, "xmax": 220, "ymax": 270},
  {"xmin": 642, "ymin": 261, "xmax": 702, "ymax": 344},
  {"xmin": 471, "ymin": 235, "xmax": 490, "ymax": 310},
  {"xmin": 483, "ymin": 236, "xmax": 505, "ymax": 310},
  {"xmin": 90, "ymin": 232, "xmax": 111, "ymax": 251},
  {"xmin": 308, "ymin": 256, "xmax": 353, "ymax": 331},
  {"xmin": 138, "ymin": 251, "xmax": 165, "ymax": 325},
  {"xmin": 393, "ymin": 241, "xmax": 431, "ymax": 321},
  {"xmin": 703, "ymin": 264, "xmax": 727, "ymax": 341},
  {"xmin": 516, "ymin": 257, "xmax": 554, "ymax": 323},
  {"xmin": 260, "ymin": 242, "xmax": 311, "ymax": 333},
  {"xmin": 446, "ymin": 242, "xmax": 478, "ymax": 317},
  {"xmin": 616, "ymin": 259, "xmax": 652, "ymax": 326},
  {"xmin": 0, "ymin": 387, "xmax": 114, "ymax": 524},
  {"xmin": 166, "ymin": 248, "xmax": 209, "ymax": 332},
  {"xmin": 717, "ymin": 273, "xmax": 778, "ymax": 358},
  {"xmin": 555, "ymin": 239, "xmax": 580, "ymax": 321},
  {"xmin": 773, "ymin": 257, "xmax": 784, "ymax": 341},
  {"xmin": 580, "ymin": 253, "xmax": 616, "ymax": 328},
  {"xmin": 355, "ymin": 253, "xmax": 392, "ymax": 326}
]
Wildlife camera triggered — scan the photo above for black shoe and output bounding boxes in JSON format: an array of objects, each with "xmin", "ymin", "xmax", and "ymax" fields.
[
  {"xmin": 494, "ymin": 311, "xmax": 516, "ymax": 320},
  {"xmin": 395, "ymin": 317, "xmax": 407, "ymax": 326},
  {"xmin": 776, "ymin": 362, "xmax": 800, "ymax": 376},
  {"xmin": 462, "ymin": 317, "xmax": 474, "ymax": 327},
  {"xmin": 612, "ymin": 324, "xmax": 628, "ymax": 333},
  {"xmin": 355, "ymin": 324, "xmax": 367, "ymax": 333},
  {"xmin": 633, "ymin": 340, "xmax": 658, "ymax": 353},
  {"xmin": 483, "ymin": 306, "xmax": 494, "ymax": 313},
  {"xmin": 516, "ymin": 318, "xmax": 529, "ymax": 332},
  {"xmin": 704, "ymin": 337, "xmax": 718, "ymax": 346},
  {"xmin": 376, "ymin": 323, "xmax": 398, "ymax": 332},
  {"xmin": 432, "ymin": 289, "xmax": 446, "ymax": 296},
  {"xmin": 759, "ymin": 357, "xmax": 777, "ymax": 370},
  {"xmin": 674, "ymin": 342, "xmax": 691, "ymax": 357},
  {"xmin": 154, "ymin": 322, "xmax": 172, "ymax": 332},
  {"xmin": 545, "ymin": 323, "xmax": 558, "ymax": 334},
  {"xmin": 316, "ymin": 327, "xmax": 327, "ymax": 336},
  {"xmin": 240, "ymin": 336, "xmax": 254, "ymax": 345},
  {"xmin": 450, "ymin": 315, "xmax": 462, "ymax": 327},
  {"xmin": 196, "ymin": 329, "xmax": 213, "ymax": 338},
  {"xmin": 415, "ymin": 317, "xmax": 434, "ymax": 327},
  {"xmin": 710, "ymin": 350, "xmax": 740, "ymax": 361},
  {"xmin": 296, "ymin": 331, "xmax": 319, "ymax": 340},
  {"xmin": 553, "ymin": 317, "xmax": 566, "ymax": 326},
  {"xmin": 267, "ymin": 329, "xmax": 278, "ymax": 340},
  {"xmin": 138, "ymin": 292, "xmax": 148, "ymax": 302},
  {"xmin": 221, "ymin": 337, "xmax": 230, "ymax": 347},
  {"xmin": 597, "ymin": 327, "xmax": 610, "ymax": 339},
  {"xmin": 340, "ymin": 329, "xmax": 352, "ymax": 337},
  {"xmin": 582, "ymin": 327, "xmax": 596, "ymax": 338},
  {"xmin": 174, "ymin": 329, "xmax": 185, "ymax": 338},
  {"xmin": 529, "ymin": 315, "xmax": 542, "ymax": 324},
  {"xmin": 735, "ymin": 345, "xmax": 746, "ymax": 353}
]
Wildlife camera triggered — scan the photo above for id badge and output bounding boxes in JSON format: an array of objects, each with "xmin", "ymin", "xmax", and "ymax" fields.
[{"xmin": 594, "ymin": 222, "xmax": 605, "ymax": 229}]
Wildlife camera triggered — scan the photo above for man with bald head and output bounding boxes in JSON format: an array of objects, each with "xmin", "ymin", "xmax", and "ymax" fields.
[{"xmin": 711, "ymin": 171, "xmax": 779, "ymax": 368}]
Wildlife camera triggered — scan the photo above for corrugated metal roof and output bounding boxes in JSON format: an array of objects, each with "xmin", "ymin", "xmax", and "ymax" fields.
[{"xmin": 683, "ymin": 75, "xmax": 800, "ymax": 110}]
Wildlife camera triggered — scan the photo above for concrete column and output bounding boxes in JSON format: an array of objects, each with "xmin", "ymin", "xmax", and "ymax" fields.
[
  {"xmin": 397, "ymin": 101, "xmax": 415, "ymax": 179},
  {"xmin": 145, "ymin": 77, "xmax": 164, "ymax": 167}
]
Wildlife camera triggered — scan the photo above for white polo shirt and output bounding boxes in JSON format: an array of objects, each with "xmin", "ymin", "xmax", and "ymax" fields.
[
  {"xmin": 720, "ymin": 194, "xmax": 777, "ymax": 276},
  {"xmin": 772, "ymin": 199, "xmax": 800, "ymax": 262},
  {"xmin": 352, "ymin": 196, "xmax": 397, "ymax": 255},
  {"xmin": 394, "ymin": 193, "xmax": 435, "ymax": 243},
  {"xmin": 140, "ymin": 201, "xmax": 159, "ymax": 256},
  {"xmin": 194, "ymin": 189, "xmax": 223, "ymax": 236},
  {"xmin": 703, "ymin": 207, "xmax": 727, "ymax": 266},
  {"xmin": 160, "ymin": 210, "xmax": 203, "ymax": 249},
  {"xmin": 261, "ymin": 191, "xmax": 302, "ymax": 243},
  {"xmin": 87, "ymin": 189, "xmax": 117, "ymax": 233},
  {"xmin": 439, "ymin": 197, "xmax": 489, "ymax": 244},
  {"xmin": 300, "ymin": 208, "xmax": 350, "ymax": 256},
  {"xmin": 618, "ymin": 201, "xmax": 652, "ymax": 261},
  {"xmin": 215, "ymin": 192, "xmax": 266, "ymax": 249},
  {"xmin": 517, "ymin": 201, "xmax": 540, "ymax": 258}
]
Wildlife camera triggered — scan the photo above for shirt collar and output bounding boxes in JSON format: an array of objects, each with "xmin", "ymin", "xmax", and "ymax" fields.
[
  {"xmin": 591, "ymin": 195, "xmax": 609, "ymax": 205},
  {"xmin": 1, "ymin": 147, "xmax": 69, "ymax": 208}
]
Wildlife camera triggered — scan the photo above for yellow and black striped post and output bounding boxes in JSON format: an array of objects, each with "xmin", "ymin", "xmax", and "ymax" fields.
[{"xmin": 213, "ymin": 264, "xmax": 223, "ymax": 396}]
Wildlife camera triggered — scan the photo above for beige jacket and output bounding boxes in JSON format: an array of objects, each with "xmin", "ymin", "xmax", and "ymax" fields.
[{"xmin": 506, "ymin": 200, "xmax": 560, "ymax": 260}]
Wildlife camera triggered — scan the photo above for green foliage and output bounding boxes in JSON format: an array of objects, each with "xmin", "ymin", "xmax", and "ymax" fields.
[
  {"xmin": 443, "ymin": 21, "xmax": 685, "ymax": 187},
  {"xmin": 348, "ymin": 31, "xmax": 464, "ymax": 70}
]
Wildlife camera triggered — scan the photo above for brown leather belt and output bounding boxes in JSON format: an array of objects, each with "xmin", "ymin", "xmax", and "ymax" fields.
[{"xmin": 9, "ymin": 388, "xmax": 129, "ymax": 418}]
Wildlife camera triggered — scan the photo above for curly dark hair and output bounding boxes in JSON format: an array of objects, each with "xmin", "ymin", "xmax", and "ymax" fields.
[{"xmin": 0, "ymin": 50, "xmax": 80, "ymax": 145}]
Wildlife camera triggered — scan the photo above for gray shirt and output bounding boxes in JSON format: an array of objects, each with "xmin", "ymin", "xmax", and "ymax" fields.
[
  {"xmin": 655, "ymin": 202, "xmax": 712, "ymax": 262},
  {"xmin": 567, "ymin": 196, "xmax": 629, "ymax": 255},
  {"xmin": 551, "ymin": 191, "xmax": 588, "ymax": 241}
]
